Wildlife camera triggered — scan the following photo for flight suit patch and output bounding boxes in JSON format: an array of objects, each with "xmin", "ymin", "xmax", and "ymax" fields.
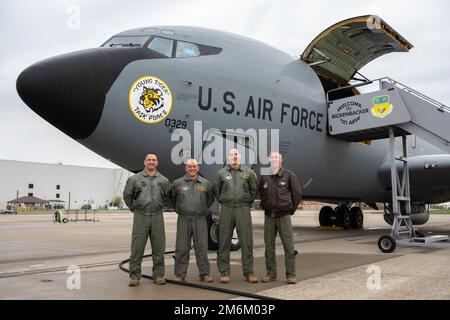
[
  {"xmin": 225, "ymin": 174, "xmax": 232, "ymax": 180},
  {"xmin": 197, "ymin": 185, "xmax": 206, "ymax": 192},
  {"xmin": 182, "ymin": 185, "xmax": 190, "ymax": 191},
  {"xmin": 240, "ymin": 173, "xmax": 249, "ymax": 179}
]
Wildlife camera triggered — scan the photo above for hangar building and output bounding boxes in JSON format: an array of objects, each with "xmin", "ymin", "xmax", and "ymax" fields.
[{"xmin": 0, "ymin": 159, "xmax": 132, "ymax": 210}]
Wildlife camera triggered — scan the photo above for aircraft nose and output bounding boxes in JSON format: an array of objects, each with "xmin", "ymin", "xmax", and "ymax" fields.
[{"xmin": 16, "ymin": 49, "xmax": 108, "ymax": 140}]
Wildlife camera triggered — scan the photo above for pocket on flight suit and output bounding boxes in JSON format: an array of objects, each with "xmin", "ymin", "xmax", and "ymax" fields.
[{"xmin": 132, "ymin": 213, "xmax": 146, "ymax": 235}]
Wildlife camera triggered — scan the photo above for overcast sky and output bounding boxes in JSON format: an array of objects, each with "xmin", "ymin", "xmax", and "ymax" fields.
[{"xmin": 1, "ymin": 0, "xmax": 449, "ymax": 169}]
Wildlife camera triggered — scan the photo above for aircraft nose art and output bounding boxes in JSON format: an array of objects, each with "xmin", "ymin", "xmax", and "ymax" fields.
[{"xmin": 16, "ymin": 49, "xmax": 109, "ymax": 140}]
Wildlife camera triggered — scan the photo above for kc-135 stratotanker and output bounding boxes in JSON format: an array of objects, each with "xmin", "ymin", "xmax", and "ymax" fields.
[{"xmin": 17, "ymin": 15, "xmax": 450, "ymax": 234}]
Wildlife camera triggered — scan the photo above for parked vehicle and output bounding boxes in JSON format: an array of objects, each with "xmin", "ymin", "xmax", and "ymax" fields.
[{"xmin": 0, "ymin": 209, "xmax": 17, "ymax": 214}]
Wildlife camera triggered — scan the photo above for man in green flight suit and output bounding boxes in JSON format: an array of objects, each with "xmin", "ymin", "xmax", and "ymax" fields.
[
  {"xmin": 171, "ymin": 159, "xmax": 215, "ymax": 283},
  {"xmin": 123, "ymin": 152, "xmax": 170, "ymax": 286},
  {"xmin": 213, "ymin": 148, "xmax": 258, "ymax": 283}
]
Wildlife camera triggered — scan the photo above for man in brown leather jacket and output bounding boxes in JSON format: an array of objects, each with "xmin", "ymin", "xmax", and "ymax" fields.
[{"xmin": 258, "ymin": 151, "xmax": 302, "ymax": 284}]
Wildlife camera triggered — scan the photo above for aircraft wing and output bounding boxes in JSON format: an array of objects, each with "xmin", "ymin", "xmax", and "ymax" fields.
[{"xmin": 301, "ymin": 15, "xmax": 413, "ymax": 84}]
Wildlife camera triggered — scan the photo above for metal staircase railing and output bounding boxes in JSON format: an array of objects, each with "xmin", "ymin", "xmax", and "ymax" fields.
[
  {"xmin": 327, "ymin": 77, "xmax": 450, "ymax": 114},
  {"xmin": 387, "ymin": 78, "xmax": 450, "ymax": 113}
]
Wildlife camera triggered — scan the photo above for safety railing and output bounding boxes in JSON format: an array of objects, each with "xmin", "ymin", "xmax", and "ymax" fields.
[{"xmin": 326, "ymin": 77, "xmax": 450, "ymax": 113}]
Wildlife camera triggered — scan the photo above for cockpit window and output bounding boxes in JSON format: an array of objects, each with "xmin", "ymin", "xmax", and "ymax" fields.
[
  {"xmin": 101, "ymin": 36, "xmax": 149, "ymax": 48},
  {"xmin": 176, "ymin": 41, "xmax": 200, "ymax": 58},
  {"xmin": 147, "ymin": 37, "xmax": 174, "ymax": 57}
]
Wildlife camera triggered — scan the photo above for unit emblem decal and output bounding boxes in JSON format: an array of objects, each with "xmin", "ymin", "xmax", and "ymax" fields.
[
  {"xmin": 129, "ymin": 76, "xmax": 173, "ymax": 124},
  {"xmin": 371, "ymin": 95, "xmax": 393, "ymax": 119}
]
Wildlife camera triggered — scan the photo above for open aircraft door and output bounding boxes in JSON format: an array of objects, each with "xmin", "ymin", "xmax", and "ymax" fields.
[{"xmin": 301, "ymin": 15, "xmax": 413, "ymax": 97}]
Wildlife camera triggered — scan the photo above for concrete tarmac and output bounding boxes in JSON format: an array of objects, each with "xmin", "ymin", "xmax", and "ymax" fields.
[{"xmin": 1, "ymin": 210, "xmax": 450, "ymax": 300}]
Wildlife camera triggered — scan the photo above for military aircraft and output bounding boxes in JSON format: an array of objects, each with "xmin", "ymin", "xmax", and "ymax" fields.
[{"xmin": 16, "ymin": 15, "xmax": 450, "ymax": 234}]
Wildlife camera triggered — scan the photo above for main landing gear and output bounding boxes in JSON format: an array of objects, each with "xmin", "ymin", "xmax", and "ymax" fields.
[
  {"xmin": 319, "ymin": 204, "xmax": 364, "ymax": 229},
  {"xmin": 207, "ymin": 212, "xmax": 241, "ymax": 252}
]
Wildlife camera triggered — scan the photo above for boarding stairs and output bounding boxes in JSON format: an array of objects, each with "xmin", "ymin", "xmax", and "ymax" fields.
[
  {"xmin": 327, "ymin": 77, "xmax": 450, "ymax": 151},
  {"xmin": 326, "ymin": 77, "xmax": 450, "ymax": 252}
]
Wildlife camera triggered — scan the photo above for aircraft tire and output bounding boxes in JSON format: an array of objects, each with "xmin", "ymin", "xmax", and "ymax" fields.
[
  {"xmin": 319, "ymin": 206, "xmax": 334, "ymax": 226},
  {"xmin": 206, "ymin": 214, "xmax": 240, "ymax": 251},
  {"xmin": 62, "ymin": 218, "xmax": 68, "ymax": 223},
  {"xmin": 207, "ymin": 214, "xmax": 219, "ymax": 251},
  {"xmin": 230, "ymin": 228, "xmax": 241, "ymax": 252},
  {"xmin": 378, "ymin": 235, "xmax": 396, "ymax": 253},
  {"xmin": 350, "ymin": 207, "xmax": 364, "ymax": 229},
  {"xmin": 335, "ymin": 206, "xmax": 351, "ymax": 229}
]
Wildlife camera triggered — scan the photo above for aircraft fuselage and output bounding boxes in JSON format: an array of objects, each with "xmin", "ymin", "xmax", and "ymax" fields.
[{"xmin": 16, "ymin": 26, "xmax": 450, "ymax": 205}]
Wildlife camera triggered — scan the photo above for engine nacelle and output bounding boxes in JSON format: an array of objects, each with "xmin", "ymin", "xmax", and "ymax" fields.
[{"xmin": 383, "ymin": 203, "xmax": 430, "ymax": 225}]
